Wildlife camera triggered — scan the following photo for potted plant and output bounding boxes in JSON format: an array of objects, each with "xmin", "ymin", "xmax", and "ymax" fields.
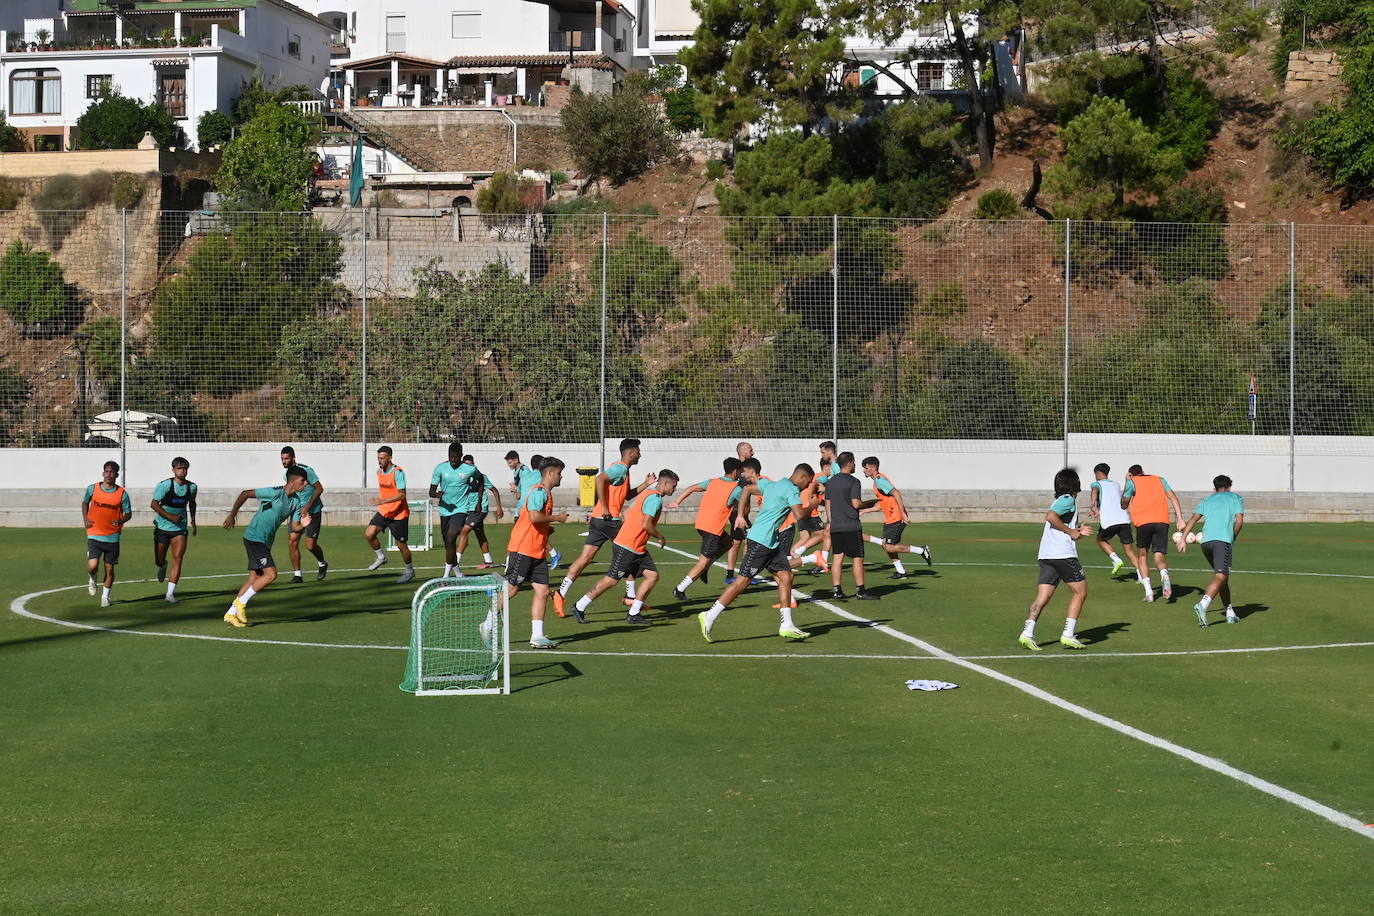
[{"xmin": 36, "ymin": 28, "xmax": 50, "ymax": 50}]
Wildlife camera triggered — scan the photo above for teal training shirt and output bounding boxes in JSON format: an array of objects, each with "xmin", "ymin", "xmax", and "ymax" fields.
[
  {"xmin": 514, "ymin": 466, "xmax": 541, "ymax": 518},
  {"xmin": 747, "ymin": 478, "xmax": 802, "ymax": 550},
  {"xmin": 1196, "ymin": 491, "xmax": 1244, "ymax": 544},
  {"xmin": 431, "ymin": 461, "xmax": 477, "ymax": 517},
  {"xmin": 286, "ymin": 464, "xmax": 323, "ymax": 519},
  {"xmin": 151, "ymin": 478, "xmax": 197, "ymax": 533},
  {"xmin": 83, "ymin": 483, "xmax": 131, "ymax": 543},
  {"xmin": 244, "ymin": 487, "xmax": 303, "ymax": 548}
]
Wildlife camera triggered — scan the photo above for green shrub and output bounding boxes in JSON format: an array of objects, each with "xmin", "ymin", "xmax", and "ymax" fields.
[
  {"xmin": 561, "ymin": 72, "xmax": 676, "ymax": 185},
  {"xmin": 924, "ymin": 280, "xmax": 969, "ymax": 317},
  {"xmin": 0, "ymin": 240, "xmax": 82, "ymax": 336},
  {"xmin": 196, "ymin": 109, "xmax": 234, "ymax": 149},
  {"xmin": 34, "ymin": 175, "xmax": 88, "ymax": 247},
  {"xmin": 549, "ymin": 170, "xmax": 569, "ymax": 186},
  {"xmin": 1335, "ymin": 241, "xmax": 1374, "ymax": 289},
  {"xmin": 704, "ymin": 158, "xmax": 726, "ymax": 180},
  {"xmin": 974, "ymin": 188, "xmax": 1020, "ymax": 220},
  {"xmin": 80, "ymin": 170, "xmax": 115, "ymax": 205},
  {"xmin": 476, "ymin": 171, "xmax": 539, "ymax": 217},
  {"xmin": 662, "ymin": 85, "xmax": 703, "ymax": 133},
  {"xmin": 111, "ymin": 172, "xmax": 144, "ymax": 210},
  {"xmin": 0, "ymin": 109, "xmax": 22, "ymax": 152},
  {"xmin": 1141, "ymin": 184, "xmax": 1230, "ymax": 283},
  {"xmin": 80, "ymin": 316, "xmax": 124, "ymax": 387},
  {"xmin": 0, "ymin": 358, "xmax": 32, "ymax": 445},
  {"xmin": 76, "ymin": 91, "xmax": 177, "ymax": 149}
]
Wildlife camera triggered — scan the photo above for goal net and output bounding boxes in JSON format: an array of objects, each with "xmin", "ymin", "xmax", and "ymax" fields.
[
  {"xmin": 399, "ymin": 575, "xmax": 509, "ymax": 696},
  {"xmin": 389, "ymin": 499, "xmax": 433, "ymax": 552}
]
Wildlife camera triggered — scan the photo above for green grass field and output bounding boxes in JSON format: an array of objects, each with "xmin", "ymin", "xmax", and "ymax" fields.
[{"xmin": 3, "ymin": 522, "xmax": 1372, "ymax": 914}]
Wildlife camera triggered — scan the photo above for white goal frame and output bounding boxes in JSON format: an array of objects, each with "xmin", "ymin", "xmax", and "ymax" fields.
[
  {"xmin": 390, "ymin": 499, "xmax": 434, "ymax": 551},
  {"xmin": 410, "ymin": 576, "xmax": 510, "ymax": 696}
]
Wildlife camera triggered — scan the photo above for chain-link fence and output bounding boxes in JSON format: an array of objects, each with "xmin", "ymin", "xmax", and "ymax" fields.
[{"xmin": 2, "ymin": 209, "xmax": 1372, "ymax": 478}]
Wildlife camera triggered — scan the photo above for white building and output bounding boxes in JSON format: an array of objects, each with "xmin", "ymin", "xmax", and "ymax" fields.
[
  {"xmin": 0, "ymin": 0, "xmax": 331, "ymax": 151},
  {"xmin": 303, "ymin": 0, "xmax": 635, "ymax": 107}
]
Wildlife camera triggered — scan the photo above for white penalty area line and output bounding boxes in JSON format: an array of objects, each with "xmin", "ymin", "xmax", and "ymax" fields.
[{"xmin": 662, "ymin": 545, "xmax": 1374, "ymax": 843}]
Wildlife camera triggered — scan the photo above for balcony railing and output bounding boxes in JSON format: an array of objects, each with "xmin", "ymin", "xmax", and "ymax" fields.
[{"xmin": 549, "ymin": 31, "xmax": 594, "ymax": 52}]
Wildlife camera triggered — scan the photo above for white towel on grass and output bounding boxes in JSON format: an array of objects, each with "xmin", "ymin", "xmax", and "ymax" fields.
[{"xmin": 905, "ymin": 679, "xmax": 959, "ymax": 691}]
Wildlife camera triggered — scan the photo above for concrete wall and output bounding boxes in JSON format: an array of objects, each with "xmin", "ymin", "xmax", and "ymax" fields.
[
  {"xmin": 345, "ymin": 107, "xmax": 571, "ymax": 171},
  {"xmin": 4, "ymin": 435, "xmax": 1373, "ymax": 526}
]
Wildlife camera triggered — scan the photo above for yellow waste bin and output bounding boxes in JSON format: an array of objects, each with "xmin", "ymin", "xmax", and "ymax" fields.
[{"xmin": 577, "ymin": 467, "xmax": 598, "ymax": 507}]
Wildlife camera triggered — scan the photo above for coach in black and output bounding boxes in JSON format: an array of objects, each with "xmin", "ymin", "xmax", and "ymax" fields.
[{"xmin": 824, "ymin": 451, "xmax": 879, "ymax": 600}]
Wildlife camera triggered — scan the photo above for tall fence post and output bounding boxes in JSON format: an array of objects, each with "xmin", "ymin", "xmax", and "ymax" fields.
[
  {"xmin": 119, "ymin": 208, "xmax": 127, "ymax": 482},
  {"xmin": 598, "ymin": 211, "xmax": 608, "ymax": 470},
  {"xmin": 360, "ymin": 211, "xmax": 369, "ymax": 487},
  {"xmin": 1288, "ymin": 221, "xmax": 1296, "ymax": 492},
  {"xmin": 1062, "ymin": 218, "xmax": 1071, "ymax": 469},
  {"xmin": 831, "ymin": 214, "xmax": 839, "ymax": 442}
]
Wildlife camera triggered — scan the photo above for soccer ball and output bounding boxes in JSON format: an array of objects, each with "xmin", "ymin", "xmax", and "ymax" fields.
[
  {"xmin": 1172, "ymin": 531, "xmax": 1185, "ymax": 547},
  {"xmin": 1185, "ymin": 532, "xmax": 1200, "ymax": 544}
]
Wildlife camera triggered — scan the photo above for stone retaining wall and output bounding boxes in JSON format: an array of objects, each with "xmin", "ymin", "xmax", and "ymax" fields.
[{"xmin": 1285, "ymin": 49, "xmax": 1343, "ymax": 92}]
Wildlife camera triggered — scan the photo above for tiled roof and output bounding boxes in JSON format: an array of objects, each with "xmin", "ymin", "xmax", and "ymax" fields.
[
  {"xmin": 340, "ymin": 53, "xmax": 448, "ymax": 71},
  {"xmin": 69, "ymin": 0, "xmax": 321, "ymax": 24},
  {"xmin": 445, "ymin": 53, "xmax": 616, "ymax": 70}
]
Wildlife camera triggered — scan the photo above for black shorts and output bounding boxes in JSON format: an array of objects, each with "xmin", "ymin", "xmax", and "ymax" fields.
[
  {"xmin": 1038, "ymin": 557, "xmax": 1085, "ymax": 586},
  {"xmin": 738, "ymin": 539, "xmax": 791, "ymax": 578},
  {"xmin": 463, "ymin": 510, "xmax": 485, "ymax": 529},
  {"xmin": 1135, "ymin": 522, "xmax": 1169, "ymax": 554},
  {"xmin": 505, "ymin": 551, "xmax": 549, "ymax": 587},
  {"xmin": 830, "ymin": 529, "xmax": 864, "ymax": 559},
  {"xmin": 882, "ymin": 521, "xmax": 907, "ymax": 545},
  {"xmin": 1097, "ymin": 523, "xmax": 1132, "ymax": 546},
  {"xmin": 440, "ymin": 513, "xmax": 464, "ymax": 542},
  {"xmin": 370, "ymin": 512, "xmax": 409, "ymax": 543},
  {"xmin": 697, "ymin": 528, "xmax": 730, "ymax": 560},
  {"xmin": 584, "ymin": 516, "xmax": 621, "ymax": 548},
  {"xmin": 606, "ymin": 543, "xmax": 656, "ymax": 580},
  {"xmin": 799, "ymin": 515, "xmax": 824, "ymax": 534},
  {"xmin": 86, "ymin": 538, "xmax": 120, "ymax": 564},
  {"xmin": 294, "ymin": 508, "xmax": 322, "ymax": 539},
  {"xmin": 1201, "ymin": 540, "xmax": 1233, "ymax": 575},
  {"xmin": 152, "ymin": 528, "xmax": 187, "ymax": 546},
  {"xmin": 470, "ymin": 519, "xmax": 487, "ymax": 542},
  {"xmin": 776, "ymin": 527, "xmax": 797, "ymax": 557},
  {"xmin": 244, "ymin": 538, "xmax": 275, "ymax": 574}
]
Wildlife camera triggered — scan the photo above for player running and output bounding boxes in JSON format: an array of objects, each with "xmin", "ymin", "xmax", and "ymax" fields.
[
  {"xmin": 668, "ymin": 457, "xmax": 744, "ymax": 599},
  {"xmin": 505, "ymin": 457, "xmax": 570, "ymax": 649},
  {"xmin": 859, "ymin": 457, "xmax": 932, "ymax": 577},
  {"xmin": 82, "ymin": 460, "xmax": 132, "ymax": 607},
  {"xmin": 1178, "ymin": 475, "xmax": 1245, "ymax": 627},
  {"xmin": 280, "ymin": 446, "xmax": 328, "ymax": 583},
  {"xmin": 789, "ymin": 455, "xmax": 831, "ymax": 571},
  {"xmin": 572, "ymin": 470, "xmax": 679, "ymax": 625},
  {"xmin": 824, "ymin": 451, "xmax": 878, "ymax": 600},
  {"xmin": 363, "ymin": 445, "xmax": 415, "ymax": 584},
  {"xmin": 1088, "ymin": 463, "xmax": 1134, "ymax": 577},
  {"xmin": 429, "ymin": 442, "xmax": 478, "ymax": 577},
  {"xmin": 554, "ymin": 438, "xmax": 655, "ymax": 616},
  {"xmin": 462, "ymin": 454, "xmax": 504, "ymax": 569},
  {"xmin": 221, "ymin": 467, "xmax": 311, "ymax": 627},
  {"xmin": 150, "ymin": 456, "xmax": 197, "ymax": 603},
  {"xmin": 1121, "ymin": 463, "xmax": 1185, "ymax": 601},
  {"xmin": 1018, "ymin": 468, "xmax": 1092, "ymax": 652},
  {"xmin": 723, "ymin": 441, "xmax": 755, "ymax": 581},
  {"xmin": 508, "ymin": 452, "xmax": 560, "ymax": 570},
  {"xmin": 697, "ymin": 463, "xmax": 818, "ymax": 642}
]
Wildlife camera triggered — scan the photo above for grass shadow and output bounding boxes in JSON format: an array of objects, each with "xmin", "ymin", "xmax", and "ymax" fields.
[
  {"xmin": 1233, "ymin": 602, "xmax": 1269, "ymax": 620},
  {"xmin": 511, "ymin": 660, "xmax": 581, "ymax": 693},
  {"xmin": 1077, "ymin": 621, "xmax": 1130, "ymax": 645}
]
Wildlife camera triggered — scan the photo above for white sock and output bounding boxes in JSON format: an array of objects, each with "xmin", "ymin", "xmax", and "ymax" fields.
[
  {"xmin": 293, "ymin": 567, "xmax": 302, "ymax": 576},
  {"xmin": 1198, "ymin": 594, "xmax": 1213, "ymax": 610},
  {"xmin": 101, "ymin": 586, "xmax": 110, "ymax": 600},
  {"xmin": 797, "ymin": 552, "xmax": 815, "ymax": 566},
  {"xmin": 558, "ymin": 577, "xmax": 573, "ymax": 597},
  {"xmin": 406, "ymin": 563, "xmax": 414, "ymax": 571},
  {"xmin": 531, "ymin": 618, "xmax": 544, "ymax": 639},
  {"xmin": 705, "ymin": 601, "xmax": 725, "ymax": 626},
  {"xmin": 89, "ymin": 575, "xmax": 97, "ymax": 585},
  {"xmin": 629, "ymin": 598, "xmax": 644, "ymax": 616},
  {"xmin": 166, "ymin": 582, "xmax": 176, "ymax": 597},
  {"xmin": 906, "ymin": 544, "xmax": 922, "ymax": 554},
  {"xmin": 625, "ymin": 580, "xmax": 637, "ymax": 599},
  {"xmin": 444, "ymin": 564, "xmax": 455, "ymax": 577},
  {"xmin": 318, "ymin": 560, "xmax": 327, "ymax": 568},
  {"xmin": 575, "ymin": 595, "xmax": 592, "ymax": 613},
  {"xmin": 1109, "ymin": 552, "xmax": 1121, "ymax": 563},
  {"xmin": 791, "ymin": 546, "xmax": 804, "ymax": 558},
  {"xmin": 1226, "ymin": 604, "xmax": 1235, "ymax": 615},
  {"xmin": 1021, "ymin": 618, "xmax": 1036, "ymax": 638},
  {"xmin": 1062, "ymin": 617, "xmax": 1077, "ymax": 637},
  {"xmin": 1161, "ymin": 570, "xmax": 1171, "ymax": 586},
  {"xmin": 677, "ymin": 575, "xmax": 693, "ymax": 592},
  {"xmin": 454, "ymin": 553, "xmax": 463, "ymax": 566},
  {"xmin": 242, "ymin": 586, "xmax": 258, "ymax": 604},
  {"xmin": 867, "ymin": 535, "xmax": 884, "ymax": 545},
  {"xmin": 483, "ymin": 552, "xmax": 493, "ymax": 563},
  {"xmin": 893, "ymin": 559, "xmax": 907, "ymax": 575},
  {"xmin": 780, "ymin": 605, "xmax": 795, "ymax": 629},
  {"xmin": 375, "ymin": 548, "xmax": 385, "ymax": 561},
  {"xmin": 822, "ymin": 551, "xmax": 831, "ymax": 565}
]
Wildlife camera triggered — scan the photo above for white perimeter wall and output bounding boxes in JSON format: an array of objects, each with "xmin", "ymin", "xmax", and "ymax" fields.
[{"xmin": 5, "ymin": 435, "xmax": 1372, "ymax": 494}]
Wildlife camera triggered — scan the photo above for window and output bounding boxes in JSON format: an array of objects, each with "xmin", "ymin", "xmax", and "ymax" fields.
[
  {"xmin": 86, "ymin": 75, "xmax": 112, "ymax": 100},
  {"xmin": 158, "ymin": 73, "xmax": 186, "ymax": 118},
  {"xmin": 916, "ymin": 20, "xmax": 947, "ymax": 39},
  {"xmin": 451, "ymin": 12, "xmax": 480, "ymax": 39},
  {"xmin": 916, "ymin": 62, "xmax": 944, "ymax": 91},
  {"xmin": 289, "ymin": 34, "xmax": 301, "ymax": 58},
  {"xmin": 11, "ymin": 69, "xmax": 61, "ymax": 115},
  {"xmin": 385, "ymin": 14, "xmax": 406, "ymax": 52}
]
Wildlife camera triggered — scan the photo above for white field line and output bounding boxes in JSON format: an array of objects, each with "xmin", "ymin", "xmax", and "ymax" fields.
[{"xmin": 662, "ymin": 544, "xmax": 1374, "ymax": 842}]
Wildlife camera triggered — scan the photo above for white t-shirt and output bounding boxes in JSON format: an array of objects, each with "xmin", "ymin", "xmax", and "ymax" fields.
[
  {"xmin": 1038, "ymin": 494, "xmax": 1079, "ymax": 560},
  {"xmin": 1091, "ymin": 478, "xmax": 1131, "ymax": 528}
]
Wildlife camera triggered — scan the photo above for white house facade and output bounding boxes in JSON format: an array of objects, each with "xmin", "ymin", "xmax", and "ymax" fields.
[{"xmin": 0, "ymin": 0, "xmax": 331, "ymax": 151}]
